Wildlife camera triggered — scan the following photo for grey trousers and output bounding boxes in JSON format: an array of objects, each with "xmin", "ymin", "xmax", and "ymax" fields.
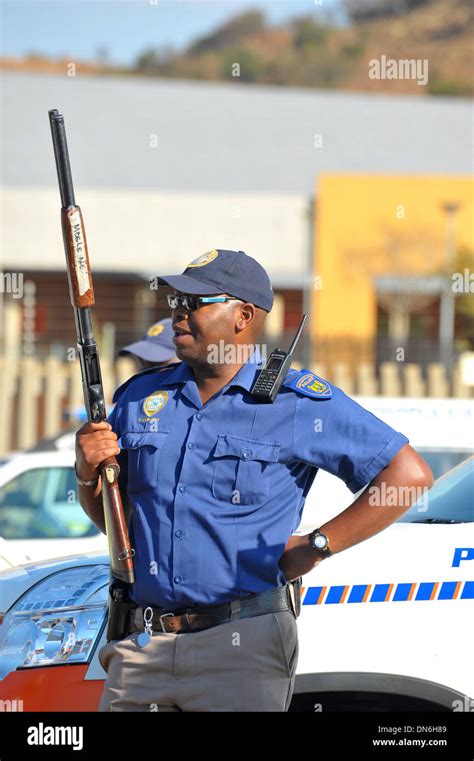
[{"xmin": 98, "ymin": 609, "xmax": 299, "ymax": 712}]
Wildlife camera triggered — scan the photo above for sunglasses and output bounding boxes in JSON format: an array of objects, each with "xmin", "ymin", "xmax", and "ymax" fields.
[{"xmin": 167, "ymin": 294, "xmax": 243, "ymax": 311}]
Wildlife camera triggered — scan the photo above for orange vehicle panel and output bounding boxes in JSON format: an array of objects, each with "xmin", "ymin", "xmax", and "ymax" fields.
[{"xmin": 0, "ymin": 666, "xmax": 103, "ymax": 711}]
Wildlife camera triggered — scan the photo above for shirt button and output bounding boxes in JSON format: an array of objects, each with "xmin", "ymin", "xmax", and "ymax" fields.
[
  {"xmin": 241, "ymin": 450, "xmax": 252, "ymax": 460},
  {"xmin": 195, "ymin": 412, "xmax": 204, "ymax": 421},
  {"xmin": 175, "ymin": 530, "xmax": 184, "ymax": 539},
  {"xmin": 187, "ymin": 442, "xmax": 196, "ymax": 450},
  {"xmin": 178, "ymin": 484, "xmax": 186, "ymax": 494},
  {"xmin": 174, "ymin": 575, "xmax": 183, "ymax": 584}
]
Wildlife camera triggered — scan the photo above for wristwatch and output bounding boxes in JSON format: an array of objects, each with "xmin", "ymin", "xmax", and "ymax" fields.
[
  {"xmin": 74, "ymin": 462, "xmax": 99, "ymax": 488},
  {"xmin": 309, "ymin": 528, "xmax": 333, "ymax": 556}
]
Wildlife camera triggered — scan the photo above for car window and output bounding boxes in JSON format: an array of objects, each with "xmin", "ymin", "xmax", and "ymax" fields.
[
  {"xmin": 398, "ymin": 457, "xmax": 474, "ymax": 524},
  {"xmin": 0, "ymin": 467, "xmax": 99, "ymax": 539},
  {"xmin": 418, "ymin": 449, "xmax": 473, "ymax": 480}
]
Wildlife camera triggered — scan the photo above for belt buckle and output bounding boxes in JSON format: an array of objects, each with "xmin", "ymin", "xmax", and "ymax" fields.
[{"xmin": 159, "ymin": 611, "xmax": 175, "ymax": 632}]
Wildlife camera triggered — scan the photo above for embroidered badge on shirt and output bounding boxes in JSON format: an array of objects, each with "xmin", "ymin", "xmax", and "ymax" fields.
[
  {"xmin": 286, "ymin": 370, "xmax": 332, "ymax": 399},
  {"xmin": 143, "ymin": 390, "xmax": 169, "ymax": 417}
]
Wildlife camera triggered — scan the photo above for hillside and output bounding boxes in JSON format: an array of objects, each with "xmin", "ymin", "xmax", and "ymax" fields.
[{"xmin": 1, "ymin": 0, "xmax": 473, "ymax": 96}]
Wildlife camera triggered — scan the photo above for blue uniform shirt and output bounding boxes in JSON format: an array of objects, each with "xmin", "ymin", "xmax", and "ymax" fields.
[{"xmin": 108, "ymin": 348, "xmax": 408, "ymax": 609}]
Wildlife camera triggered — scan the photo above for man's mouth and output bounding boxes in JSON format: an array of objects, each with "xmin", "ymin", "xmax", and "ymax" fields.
[
  {"xmin": 173, "ymin": 326, "xmax": 193, "ymax": 344},
  {"xmin": 173, "ymin": 326, "xmax": 192, "ymax": 336}
]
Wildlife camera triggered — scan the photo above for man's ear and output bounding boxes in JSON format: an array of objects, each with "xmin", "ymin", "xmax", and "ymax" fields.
[{"xmin": 236, "ymin": 302, "xmax": 256, "ymax": 332}]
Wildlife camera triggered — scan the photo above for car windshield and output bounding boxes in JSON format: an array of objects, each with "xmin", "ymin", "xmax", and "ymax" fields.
[
  {"xmin": 397, "ymin": 456, "xmax": 474, "ymax": 524},
  {"xmin": 0, "ymin": 467, "xmax": 99, "ymax": 539},
  {"xmin": 417, "ymin": 448, "xmax": 473, "ymax": 480}
]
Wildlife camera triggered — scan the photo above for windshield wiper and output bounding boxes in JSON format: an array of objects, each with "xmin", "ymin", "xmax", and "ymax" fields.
[{"xmin": 409, "ymin": 518, "xmax": 464, "ymax": 524}]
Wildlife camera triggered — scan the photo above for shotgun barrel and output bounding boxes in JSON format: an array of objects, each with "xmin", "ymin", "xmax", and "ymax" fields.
[{"xmin": 48, "ymin": 109, "xmax": 135, "ymax": 584}]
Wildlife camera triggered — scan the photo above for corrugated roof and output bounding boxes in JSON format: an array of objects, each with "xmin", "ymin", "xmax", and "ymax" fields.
[{"xmin": 1, "ymin": 71, "xmax": 472, "ymax": 193}]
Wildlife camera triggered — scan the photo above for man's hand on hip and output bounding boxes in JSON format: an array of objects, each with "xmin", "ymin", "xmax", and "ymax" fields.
[{"xmin": 278, "ymin": 534, "xmax": 325, "ymax": 582}]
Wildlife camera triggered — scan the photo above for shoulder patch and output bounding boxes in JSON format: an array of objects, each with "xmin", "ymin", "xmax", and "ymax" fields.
[
  {"xmin": 283, "ymin": 368, "xmax": 332, "ymax": 399},
  {"xmin": 112, "ymin": 362, "xmax": 182, "ymax": 403}
]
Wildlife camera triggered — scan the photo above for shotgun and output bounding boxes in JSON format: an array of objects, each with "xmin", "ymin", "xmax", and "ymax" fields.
[{"xmin": 48, "ymin": 108, "xmax": 135, "ymax": 584}]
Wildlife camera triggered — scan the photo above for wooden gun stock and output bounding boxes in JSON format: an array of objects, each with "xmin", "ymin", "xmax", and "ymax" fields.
[{"xmin": 100, "ymin": 459, "xmax": 135, "ymax": 583}]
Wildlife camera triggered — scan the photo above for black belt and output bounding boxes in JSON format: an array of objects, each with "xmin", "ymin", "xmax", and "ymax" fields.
[{"xmin": 127, "ymin": 579, "xmax": 302, "ymax": 634}]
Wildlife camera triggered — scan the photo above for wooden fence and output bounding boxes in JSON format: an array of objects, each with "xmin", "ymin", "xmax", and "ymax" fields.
[{"xmin": 0, "ymin": 356, "xmax": 471, "ymax": 456}]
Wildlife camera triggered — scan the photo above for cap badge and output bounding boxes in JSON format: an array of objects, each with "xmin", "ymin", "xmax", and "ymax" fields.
[
  {"xmin": 187, "ymin": 249, "xmax": 219, "ymax": 268},
  {"xmin": 147, "ymin": 323, "xmax": 165, "ymax": 337}
]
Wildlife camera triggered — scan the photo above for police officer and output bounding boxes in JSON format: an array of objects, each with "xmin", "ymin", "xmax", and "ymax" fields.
[
  {"xmin": 75, "ymin": 249, "xmax": 433, "ymax": 712},
  {"xmin": 119, "ymin": 317, "xmax": 177, "ymax": 370}
]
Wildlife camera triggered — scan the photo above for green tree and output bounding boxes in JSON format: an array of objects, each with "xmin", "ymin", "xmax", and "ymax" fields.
[
  {"xmin": 343, "ymin": 0, "xmax": 433, "ymax": 22},
  {"xmin": 437, "ymin": 247, "xmax": 474, "ymax": 351},
  {"xmin": 292, "ymin": 16, "xmax": 329, "ymax": 50},
  {"xmin": 135, "ymin": 46, "xmax": 175, "ymax": 74},
  {"xmin": 189, "ymin": 10, "xmax": 266, "ymax": 55},
  {"xmin": 221, "ymin": 47, "xmax": 265, "ymax": 83}
]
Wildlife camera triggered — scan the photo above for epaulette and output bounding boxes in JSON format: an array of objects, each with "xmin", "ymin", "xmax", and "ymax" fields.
[
  {"xmin": 282, "ymin": 368, "xmax": 332, "ymax": 399},
  {"xmin": 112, "ymin": 362, "xmax": 182, "ymax": 403}
]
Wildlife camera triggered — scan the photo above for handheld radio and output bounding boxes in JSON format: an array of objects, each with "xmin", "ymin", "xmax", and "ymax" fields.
[{"xmin": 250, "ymin": 314, "xmax": 307, "ymax": 403}]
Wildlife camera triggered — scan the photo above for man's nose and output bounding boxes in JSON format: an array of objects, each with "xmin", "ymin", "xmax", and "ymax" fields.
[{"xmin": 172, "ymin": 304, "xmax": 190, "ymax": 320}]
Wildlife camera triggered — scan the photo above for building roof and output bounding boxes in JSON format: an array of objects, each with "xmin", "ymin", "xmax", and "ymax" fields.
[
  {"xmin": 2, "ymin": 186, "xmax": 312, "ymax": 285},
  {"xmin": 1, "ymin": 71, "xmax": 472, "ymax": 194}
]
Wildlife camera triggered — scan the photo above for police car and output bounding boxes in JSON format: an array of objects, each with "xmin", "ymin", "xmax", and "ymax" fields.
[
  {"xmin": 292, "ymin": 398, "xmax": 473, "ymax": 711},
  {"xmin": 0, "ymin": 432, "xmax": 106, "ymax": 570},
  {"xmin": 0, "ymin": 399, "xmax": 472, "ymax": 711}
]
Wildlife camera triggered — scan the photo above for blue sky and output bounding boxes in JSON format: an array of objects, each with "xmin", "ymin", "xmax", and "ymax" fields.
[{"xmin": 1, "ymin": 0, "xmax": 345, "ymax": 66}]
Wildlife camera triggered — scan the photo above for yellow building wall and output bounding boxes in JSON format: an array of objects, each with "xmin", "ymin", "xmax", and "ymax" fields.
[{"xmin": 313, "ymin": 174, "xmax": 474, "ymax": 342}]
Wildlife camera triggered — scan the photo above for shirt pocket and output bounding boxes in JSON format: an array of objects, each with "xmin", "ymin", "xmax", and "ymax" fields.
[
  {"xmin": 119, "ymin": 430, "xmax": 170, "ymax": 494},
  {"xmin": 211, "ymin": 434, "xmax": 280, "ymax": 517}
]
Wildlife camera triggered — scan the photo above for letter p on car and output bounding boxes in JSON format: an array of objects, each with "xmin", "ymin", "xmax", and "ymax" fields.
[{"xmin": 452, "ymin": 548, "xmax": 474, "ymax": 567}]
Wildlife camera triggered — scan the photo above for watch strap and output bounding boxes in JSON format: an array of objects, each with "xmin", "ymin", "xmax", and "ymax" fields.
[{"xmin": 74, "ymin": 462, "xmax": 100, "ymax": 488}]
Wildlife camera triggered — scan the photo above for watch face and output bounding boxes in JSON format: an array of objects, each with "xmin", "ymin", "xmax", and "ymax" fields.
[{"xmin": 313, "ymin": 533, "xmax": 328, "ymax": 550}]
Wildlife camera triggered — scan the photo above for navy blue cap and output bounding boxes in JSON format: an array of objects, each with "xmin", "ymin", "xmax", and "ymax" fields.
[
  {"xmin": 119, "ymin": 318, "xmax": 176, "ymax": 362},
  {"xmin": 157, "ymin": 249, "xmax": 274, "ymax": 312}
]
